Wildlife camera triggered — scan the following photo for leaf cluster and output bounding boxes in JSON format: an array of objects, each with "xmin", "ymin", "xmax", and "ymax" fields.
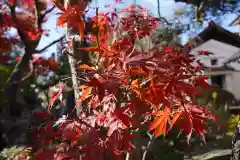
[{"xmin": 31, "ymin": 3, "xmax": 219, "ymax": 160}]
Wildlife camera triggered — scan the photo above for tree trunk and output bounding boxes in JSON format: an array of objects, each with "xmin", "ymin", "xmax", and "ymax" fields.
[
  {"xmin": 5, "ymin": 3, "xmax": 42, "ymax": 117},
  {"xmin": 64, "ymin": 0, "xmax": 90, "ymax": 116},
  {"xmin": 231, "ymin": 121, "xmax": 240, "ymax": 160},
  {"xmin": 5, "ymin": 45, "xmax": 35, "ymax": 117}
]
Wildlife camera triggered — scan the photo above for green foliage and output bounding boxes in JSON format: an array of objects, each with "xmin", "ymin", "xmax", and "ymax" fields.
[
  {"xmin": 227, "ymin": 115, "xmax": 239, "ymax": 136},
  {"xmin": 195, "ymin": 86, "xmax": 235, "ymax": 108},
  {"xmin": 0, "ymin": 146, "xmax": 32, "ymax": 160},
  {"xmin": 175, "ymin": 0, "xmax": 238, "ymax": 22},
  {"xmin": 175, "ymin": 0, "xmax": 238, "ymax": 9},
  {"xmin": 0, "ymin": 65, "xmax": 14, "ymax": 108},
  {"xmin": 151, "ymin": 28, "xmax": 181, "ymax": 45}
]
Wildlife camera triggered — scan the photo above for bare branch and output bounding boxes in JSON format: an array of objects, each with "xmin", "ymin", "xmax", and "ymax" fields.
[
  {"xmin": 35, "ymin": 1, "xmax": 55, "ymax": 30},
  {"xmin": 61, "ymin": 48, "xmax": 79, "ymax": 59},
  {"xmin": 34, "ymin": 0, "xmax": 42, "ymax": 29},
  {"xmin": 157, "ymin": 0, "xmax": 161, "ymax": 19},
  {"xmin": 35, "ymin": 36, "xmax": 65, "ymax": 53},
  {"xmin": 42, "ymin": 6, "xmax": 56, "ymax": 18},
  {"xmin": 9, "ymin": 2, "xmax": 29, "ymax": 46},
  {"xmin": 156, "ymin": 0, "xmax": 172, "ymax": 25},
  {"xmin": 142, "ymin": 132, "xmax": 155, "ymax": 160},
  {"xmin": 20, "ymin": 60, "xmax": 34, "ymax": 82}
]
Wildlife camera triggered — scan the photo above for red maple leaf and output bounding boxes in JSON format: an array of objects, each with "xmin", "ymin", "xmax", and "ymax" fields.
[
  {"xmin": 34, "ymin": 148, "xmax": 55, "ymax": 160},
  {"xmin": 61, "ymin": 121, "xmax": 83, "ymax": 140},
  {"xmin": 33, "ymin": 57, "xmax": 59, "ymax": 71},
  {"xmin": 48, "ymin": 83, "xmax": 65, "ymax": 111},
  {"xmin": 30, "ymin": 4, "xmax": 220, "ymax": 159},
  {"xmin": 171, "ymin": 104, "xmax": 216, "ymax": 143},
  {"xmin": 198, "ymin": 50, "xmax": 214, "ymax": 56},
  {"xmin": 57, "ymin": 5, "xmax": 86, "ymax": 38}
]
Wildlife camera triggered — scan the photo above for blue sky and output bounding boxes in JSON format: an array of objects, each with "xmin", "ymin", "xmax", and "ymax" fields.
[{"xmin": 37, "ymin": 0, "xmax": 239, "ymax": 57}]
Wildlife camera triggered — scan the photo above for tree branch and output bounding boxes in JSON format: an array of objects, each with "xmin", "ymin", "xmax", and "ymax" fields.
[
  {"xmin": 19, "ymin": 60, "xmax": 34, "ymax": 83},
  {"xmin": 142, "ymin": 132, "xmax": 155, "ymax": 160},
  {"xmin": 35, "ymin": 36, "xmax": 65, "ymax": 53},
  {"xmin": 5, "ymin": 0, "xmax": 44, "ymax": 117},
  {"xmin": 42, "ymin": 6, "xmax": 56, "ymax": 19},
  {"xmin": 34, "ymin": 0, "xmax": 42, "ymax": 29},
  {"xmin": 9, "ymin": 2, "xmax": 29, "ymax": 46},
  {"xmin": 157, "ymin": 0, "xmax": 161, "ymax": 19},
  {"xmin": 156, "ymin": 0, "xmax": 172, "ymax": 25}
]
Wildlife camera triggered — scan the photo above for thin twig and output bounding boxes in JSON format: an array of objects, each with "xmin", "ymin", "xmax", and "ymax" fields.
[
  {"xmin": 157, "ymin": 0, "xmax": 161, "ymax": 19},
  {"xmin": 19, "ymin": 60, "xmax": 34, "ymax": 82},
  {"xmin": 35, "ymin": 36, "xmax": 65, "ymax": 53},
  {"xmin": 142, "ymin": 132, "xmax": 155, "ymax": 160},
  {"xmin": 9, "ymin": 2, "xmax": 29, "ymax": 45},
  {"xmin": 95, "ymin": 7, "xmax": 102, "ymax": 66},
  {"xmin": 156, "ymin": 0, "xmax": 172, "ymax": 26},
  {"xmin": 41, "ymin": 6, "xmax": 56, "ymax": 18},
  {"xmin": 34, "ymin": 0, "xmax": 42, "ymax": 28},
  {"xmin": 61, "ymin": 76, "xmax": 88, "ymax": 82},
  {"xmin": 61, "ymin": 48, "xmax": 79, "ymax": 59}
]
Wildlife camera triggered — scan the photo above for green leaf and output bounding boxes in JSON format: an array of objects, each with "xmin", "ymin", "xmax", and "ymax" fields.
[
  {"xmin": 212, "ymin": 92, "xmax": 217, "ymax": 99},
  {"xmin": 0, "ymin": 65, "xmax": 10, "ymax": 72}
]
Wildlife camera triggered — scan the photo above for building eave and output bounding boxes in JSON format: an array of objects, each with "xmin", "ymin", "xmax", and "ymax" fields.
[
  {"xmin": 186, "ymin": 21, "xmax": 240, "ymax": 49},
  {"xmin": 224, "ymin": 50, "xmax": 240, "ymax": 64},
  {"xmin": 195, "ymin": 21, "xmax": 240, "ymax": 48},
  {"xmin": 229, "ymin": 16, "xmax": 240, "ymax": 27}
]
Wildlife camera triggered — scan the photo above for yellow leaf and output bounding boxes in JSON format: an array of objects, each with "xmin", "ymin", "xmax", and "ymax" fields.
[{"xmin": 212, "ymin": 92, "xmax": 217, "ymax": 99}]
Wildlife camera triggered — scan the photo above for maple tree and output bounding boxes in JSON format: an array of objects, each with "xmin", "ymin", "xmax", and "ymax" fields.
[
  {"xmin": 0, "ymin": 0, "xmax": 63, "ymax": 116},
  {"xmin": 30, "ymin": 2, "xmax": 219, "ymax": 160},
  {"xmin": 0, "ymin": 0, "xmax": 221, "ymax": 159},
  {"xmin": 174, "ymin": 0, "xmax": 239, "ymax": 22}
]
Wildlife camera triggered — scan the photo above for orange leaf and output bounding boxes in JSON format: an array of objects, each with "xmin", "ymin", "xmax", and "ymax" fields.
[
  {"xmin": 34, "ymin": 57, "xmax": 58, "ymax": 71},
  {"xmin": 148, "ymin": 116, "xmax": 163, "ymax": 131},
  {"xmin": 79, "ymin": 46, "xmax": 102, "ymax": 52},
  {"xmin": 148, "ymin": 107, "xmax": 171, "ymax": 136},
  {"xmin": 154, "ymin": 116, "xmax": 168, "ymax": 136},
  {"xmin": 77, "ymin": 20, "xmax": 85, "ymax": 39},
  {"xmin": 26, "ymin": 31, "xmax": 41, "ymax": 40},
  {"xmin": 131, "ymin": 79, "xmax": 140, "ymax": 89},
  {"xmin": 78, "ymin": 64, "xmax": 96, "ymax": 71},
  {"xmin": 56, "ymin": 5, "xmax": 84, "ymax": 30},
  {"xmin": 9, "ymin": 0, "xmax": 15, "ymax": 6},
  {"xmin": 74, "ymin": 86, "xmax": 93, "ymax": 109},
  {"xmin": 127, "ymin": 67, "xmax": 148, "ymax": 76},
  {"xmin": 169, "ymin": 111, "xmax": 182, "ymax": 131}
]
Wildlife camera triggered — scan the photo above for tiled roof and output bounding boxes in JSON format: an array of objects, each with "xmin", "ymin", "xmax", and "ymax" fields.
[{"xmin": 195, "ymin": 21, "xmax": 240, "ymax": 48}]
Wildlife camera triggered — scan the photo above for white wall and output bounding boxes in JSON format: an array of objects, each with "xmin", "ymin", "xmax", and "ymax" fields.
[
  {"xmin": 190, "ymin": 39, "xmax": 240, "ymax": 68},
  {"xmin": 231, "ymin": 72, "xmax": 240, "ymax": 100},
  {"xmin": 190, "ymin": 39, "xmax": 240, "ymax": 100}
]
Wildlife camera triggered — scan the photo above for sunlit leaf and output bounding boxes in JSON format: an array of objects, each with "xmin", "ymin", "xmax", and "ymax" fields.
[
  {"xmin": 78, "ymin": 46, "xmax": 102, "ymax": 52},
  {"xmin": 77, "ymin": 64, "xmax": 96, "ymax": 71},
  {"xmin": 48, "ymin": 83, "xmax": 65, "ymax": 111},
  {"xmin": 148, "ymin": 107, "xmax": 171, "ymax": 136},
  {"xmin": 0, "ymin": 64, "xmax": 10, "ymax": 72}
]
